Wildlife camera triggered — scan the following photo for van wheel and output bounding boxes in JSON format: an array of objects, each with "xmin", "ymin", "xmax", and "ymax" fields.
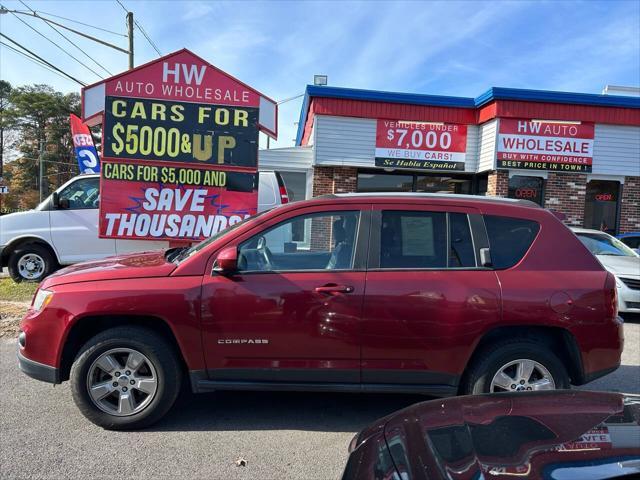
[
  {"xmin": 70, "ymin": 326, "xmax": 182, "ymax": 430},
  {"xmin": 461, "ymin": 339, "xmax": 569, "ymax": 395},
  {"xmin": 8, "ymin": 244, "xmax": 56, "ymax": 282}
]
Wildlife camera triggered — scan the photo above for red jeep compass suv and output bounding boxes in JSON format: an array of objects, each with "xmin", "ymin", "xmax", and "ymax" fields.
[{"xmin": 17, "ymin": 193, "xmax": 623, "ymax": 429}]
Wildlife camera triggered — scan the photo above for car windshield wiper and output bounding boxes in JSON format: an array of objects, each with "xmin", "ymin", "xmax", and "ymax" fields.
[{"xmin": 164, "ymin": 247, "xmax": 189, "ymax": 262}]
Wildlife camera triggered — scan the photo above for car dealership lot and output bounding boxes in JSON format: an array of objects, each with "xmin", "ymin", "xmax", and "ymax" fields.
[{"xmin": 1, "ymin": 319, "xmax": 638, "ymax": 480}]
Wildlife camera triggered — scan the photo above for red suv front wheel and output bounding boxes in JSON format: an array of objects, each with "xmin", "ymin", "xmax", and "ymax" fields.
[{"xmin": 70, "ymin": 326, "xmax": 182, "ymax": 430}]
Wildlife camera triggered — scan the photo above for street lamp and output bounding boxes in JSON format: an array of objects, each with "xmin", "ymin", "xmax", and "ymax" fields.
[
  {"xmin": 313, "ymin": 75, "xmax": 328, "ymax": 86},
  {"xmin": 265, "ymin": 75, "xmax": 328, "ymax": 149}
]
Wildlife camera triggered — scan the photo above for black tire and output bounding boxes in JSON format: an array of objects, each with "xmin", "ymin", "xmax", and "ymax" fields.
[
  {"xmin": 460, "ymin": 339, "xmax": 570, "ymax": 395},
  {"xmin": 70, "ymin": 326, "xmax": 182, "ymax": 430},
  {"xmin": 8, "ymin": 243, "xmax": 57, "ymax": 283}
]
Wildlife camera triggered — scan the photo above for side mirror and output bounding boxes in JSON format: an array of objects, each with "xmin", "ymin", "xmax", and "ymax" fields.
[
  {"xmin": 479, "ymin": 247, "xmax": 493, "ymax": 268},
  {"xmin": 213, "ymin": 246, "xmax": 238, "ymax": 274},
  {"xmin": 52, "ymin": 192, "xmax": 60, "ymax": 208}
]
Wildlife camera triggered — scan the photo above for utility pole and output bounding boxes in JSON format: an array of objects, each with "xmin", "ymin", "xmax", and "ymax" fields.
[
  {"xmin": 38, "ymin": 139, "xmax": 45, "ymax": 202},
  {"xmin": 127, "ymin": 12, "xmax": 134, "ymax": 70},
  {"xmin": 1, "ymin": 7, "xmax": 134, "ymax": 71}
]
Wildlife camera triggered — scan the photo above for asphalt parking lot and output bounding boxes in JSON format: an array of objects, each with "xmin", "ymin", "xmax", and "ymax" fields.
[{"xmin": 1, "ymin": 319, "xmax": 638, "ymax": 480}]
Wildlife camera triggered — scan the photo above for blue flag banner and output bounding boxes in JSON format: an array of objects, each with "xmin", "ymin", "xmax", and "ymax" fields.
[{"xmin": 70, "ymin": 114, "xmax": 100, "ymax": 173}]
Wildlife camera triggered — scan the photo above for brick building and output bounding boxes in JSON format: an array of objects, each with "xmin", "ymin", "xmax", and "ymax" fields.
[{"xmin": 259, "ymin": 86, "xmax": 639, "ymax": 234}]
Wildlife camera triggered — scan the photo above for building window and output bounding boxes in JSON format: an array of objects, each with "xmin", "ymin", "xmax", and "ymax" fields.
[
  {"xmin": 584, "ymin": 180, "xmax": 620, "ymax": 234},
  {"xmin": 356, "ymin": 170, "xmax": 474, "ymax": 194},
  {"xmin": 508, "ymin": 176, "xmax": 545, "ymax": 206},
  {"xmin": 415, "ymin": 176, "xmax": 472, "ymax": 194},
  {"xmin": 357, "ymin": 172, "xmax": 413, "ymax": 192}
]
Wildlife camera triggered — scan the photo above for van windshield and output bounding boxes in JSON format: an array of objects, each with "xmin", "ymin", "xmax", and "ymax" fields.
[{"xmin": 169, "ymin": 209, "xmax": 271, "ymax": 263}]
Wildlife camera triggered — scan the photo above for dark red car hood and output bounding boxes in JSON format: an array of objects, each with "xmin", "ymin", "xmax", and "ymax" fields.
[
  {"xmin": 380, "ymin": 391, "xmax": 640, "ymax": 480},
  {"xmin": 42, "ymin": 251, "xmax": 176, "ymax": 287}
]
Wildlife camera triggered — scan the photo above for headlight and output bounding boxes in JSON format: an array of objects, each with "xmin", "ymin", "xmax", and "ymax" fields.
[
  {"xmin": 32, "ymin": 289, "xmax": 54, "ymax": 312},
  {"xmin": 615, "ymin": 276, "xmax": 623, "ymax": 288}
]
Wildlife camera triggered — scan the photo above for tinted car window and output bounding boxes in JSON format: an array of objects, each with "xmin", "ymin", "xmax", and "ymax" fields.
[
  {"xmin": 380, "ymin": 211, "xmax": 447, "ymax": 268},
  {"xmin": 484, "ymin": 215, "xmax": 540, "ymax": 269},
  {"xmin": 238, "ymin": 211, "xmax": 360, "ymax": 272},
  {"xmin": 449, "ymin": 213, "xmax": 475, "ymax": 268}
]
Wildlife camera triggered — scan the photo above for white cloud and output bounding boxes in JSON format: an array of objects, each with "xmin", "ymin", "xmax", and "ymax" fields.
[{"xmin": 181, "ymin": 1, "xmax": 216, "ymax": 21}]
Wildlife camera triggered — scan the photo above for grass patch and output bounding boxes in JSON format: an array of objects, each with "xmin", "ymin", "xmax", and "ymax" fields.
[{"xmin": 0, "ymin": 278, "xmax": 38, "ymax": 303}]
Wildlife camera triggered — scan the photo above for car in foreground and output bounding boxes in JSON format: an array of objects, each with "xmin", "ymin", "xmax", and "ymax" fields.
[
  {"xmin": 618, "ymin": 232, "xmax": 640, "ymax": 254},
  {"xmin": 572, "ymin": 228, "xmax": 640, "ymax": 314},
  {"xmin": 0, "ymin": 171, "xmax": 289, "ymax": 282},
  {"xmin": 17, "ymin": 193, "xmax": 623, "ymax": 429},
  {"xmin": 341, "ymin": 390, "xmax": 640, "ymax": 480}
]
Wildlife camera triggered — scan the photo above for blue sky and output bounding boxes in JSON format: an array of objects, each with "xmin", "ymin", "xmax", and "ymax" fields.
[{"xmin": 1, "ymin": 0, "xmax": 639, "ymax": 148}]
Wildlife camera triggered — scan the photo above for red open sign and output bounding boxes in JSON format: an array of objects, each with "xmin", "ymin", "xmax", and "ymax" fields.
[
  {"xmin": 515, "ymin": 188, "xmax": 538, "ymax": 199},
  {"xmin": 595, "ymin": 193, "xmax": 614, "ymax": 201}
]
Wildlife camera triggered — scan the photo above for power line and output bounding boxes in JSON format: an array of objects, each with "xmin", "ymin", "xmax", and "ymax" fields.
[
  {"xmin": 1, "ymin": 39, "xmax": 56, "ymax": 71},
  {"xmin": 1, "ymin": 3, "xmax": 104, "ymax": 79},
  {"xmin": 18, "ymin": 0, "xmax": 112, "ymax": 77},
  {"xmin": 0, "ymin": 40, "xmax": 80, "ymax": 84},
  {"xmin": 0, "ymin": 33, "xmax": 86, "ymax": 86},
  {"xmin": 33, "ymin": 10, "xmax": 127, "ymax": 37},
  {"xmin": 134, "ymin": 20, "xmax": 161, "ymax": 56},
  {"xmin": 14, "ymin": 157, "xmax": 75, "ymax": 166},
  {"xmin": 115, "ymin": 0, "xmax": 162, "ymax": 56}
]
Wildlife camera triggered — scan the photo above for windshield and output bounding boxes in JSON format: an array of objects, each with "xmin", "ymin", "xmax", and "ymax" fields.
[
  {"xmin": 171, "ymin": 209, "xmax": 271, "ymax": 263},
  {"xmin": 577, "ymin": 232, "xmax": 639, "ymax": 257}
]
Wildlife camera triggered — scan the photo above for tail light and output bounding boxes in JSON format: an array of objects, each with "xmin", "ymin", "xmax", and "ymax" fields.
[
  {"xmin": 275, "ymin": 173, "xmax": 289, "ymax": 204},
  {"xmin": 604, "ymin": 272, "xmax": 618, "ymax": 321},
  {"xmin": 279, "ymin": 185, "xmax": 289, "ymax": 204}
]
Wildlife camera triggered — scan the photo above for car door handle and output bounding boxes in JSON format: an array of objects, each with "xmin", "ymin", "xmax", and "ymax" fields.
[{"xmin": 314, "ymin": 284, "xmax": 354, "ymax": 294}]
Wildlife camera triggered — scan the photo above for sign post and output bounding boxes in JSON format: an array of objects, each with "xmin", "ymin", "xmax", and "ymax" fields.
[{"xmin": 81, "ymin": 49, "xmax": 277, "ymax": 243}]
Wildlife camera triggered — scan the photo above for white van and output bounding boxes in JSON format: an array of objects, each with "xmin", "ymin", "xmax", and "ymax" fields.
[{"xmin": 0, "ymin": 171, "xmax": 289, "ymax": 282}]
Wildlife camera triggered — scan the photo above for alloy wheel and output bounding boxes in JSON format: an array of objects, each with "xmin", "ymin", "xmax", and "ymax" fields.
[
  {"xmin": 490, "ymin": 359, "xmax": 555, "ymax": 393},
  {"xmin": 86, "ymin": 348, "xmax": 158, "ymax": 416}
]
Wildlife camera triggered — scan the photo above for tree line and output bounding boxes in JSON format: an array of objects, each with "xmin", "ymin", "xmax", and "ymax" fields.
[{"xmin": 0, "ymin": 81, "xmax": 86, "ymax": 212}]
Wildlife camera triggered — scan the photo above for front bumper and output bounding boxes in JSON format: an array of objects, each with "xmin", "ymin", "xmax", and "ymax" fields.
[
  {"xmin": 17, "ymin": 347, "xmax": 60, "ymax": 384},
  {"xmin": 618, "ymin": 278, "xmax": 640, "ymax": 313}
]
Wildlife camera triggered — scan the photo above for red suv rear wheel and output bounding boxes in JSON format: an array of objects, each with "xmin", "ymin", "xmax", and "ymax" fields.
[{"xmin": 461, "ymin": 339, "xmax": 570, "ymax": 395}]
